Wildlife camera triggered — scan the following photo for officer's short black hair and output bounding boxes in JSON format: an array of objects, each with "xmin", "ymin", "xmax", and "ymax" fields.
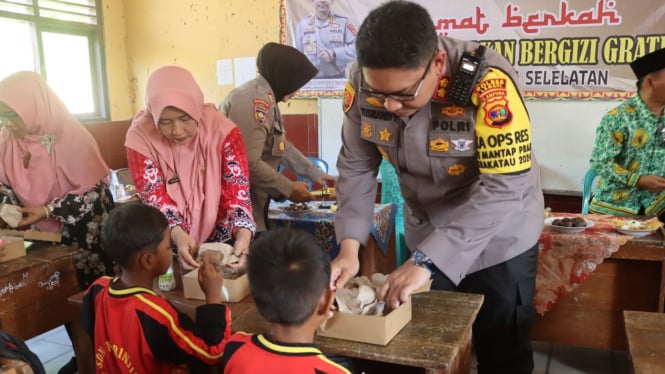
[
  {"xmin": 248, "ymin": 228, "xmax": 331, "ymax": 326},
  {"xmin": 356, "ymin": 1, "xmax": 438, "ymax": 70},
  {"xmin": 102, "ymin": 204, "xmax": 169, "ymax": 268}
]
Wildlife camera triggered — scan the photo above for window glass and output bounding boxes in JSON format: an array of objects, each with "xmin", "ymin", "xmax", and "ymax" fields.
[
  {"xmin": 43, "ymin": 32, "xmax": 95, "ymax": 114},
  {"xmin": 0, "ymin": 0, "xmax": 106, "ymax": 119},
  {"xmin": 0, "ymin": 18, "xmax": 36, "ymax": 79}
]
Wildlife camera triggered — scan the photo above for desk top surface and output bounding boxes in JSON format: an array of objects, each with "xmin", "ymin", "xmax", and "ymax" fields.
[
  {"xmin": 0, "ymin": 244, "xmax": 76, "ymax": 274},
  {"xmin": 231, "ymin": 290, "xmax": 483, "ymax": 370},
  {"xmin": 624, "ymin": 310, "xmax": 665, "ymax": 373}
]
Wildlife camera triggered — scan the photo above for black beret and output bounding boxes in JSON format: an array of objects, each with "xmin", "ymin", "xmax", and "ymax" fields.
[{"xmin": 630, "ymin": 48, "xmax": 665, "ymax": 80}]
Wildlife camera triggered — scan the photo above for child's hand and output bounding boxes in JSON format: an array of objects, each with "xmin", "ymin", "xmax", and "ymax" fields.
[{"xmin": 198, "ymin": 258, "xmax": 223, "ymax": 304}]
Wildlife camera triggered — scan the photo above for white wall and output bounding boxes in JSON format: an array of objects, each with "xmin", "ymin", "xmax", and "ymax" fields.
[{"xmin": 318, "ymin": 98, "xmax": 621, "ymax": 194}]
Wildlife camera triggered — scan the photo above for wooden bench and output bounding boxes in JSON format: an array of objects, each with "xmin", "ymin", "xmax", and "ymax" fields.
[
  {"xmin": 624, "ymin": 310, "xmax": 665, "ymax": 373},
  {"xmin": 83, "ymin": 120, "xmax": 131, "ymax": 170}
]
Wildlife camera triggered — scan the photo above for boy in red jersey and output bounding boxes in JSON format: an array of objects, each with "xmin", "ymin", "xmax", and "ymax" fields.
[
  {"xmin": 81, "ymin": 204, "xmax": 231, "ymax": 373},
  {"xmin": 222, "ymin": 228, "xmax": 349, "ymax": 374}
]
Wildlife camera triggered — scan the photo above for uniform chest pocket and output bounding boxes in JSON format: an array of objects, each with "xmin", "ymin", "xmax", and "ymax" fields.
[
  {"xmin": 430, "ymin": 156, "xmax": 477, "ymax": 185},
  {"xmin": 428, "ymin": 131, "xmax": 477, "ymax": 185}
]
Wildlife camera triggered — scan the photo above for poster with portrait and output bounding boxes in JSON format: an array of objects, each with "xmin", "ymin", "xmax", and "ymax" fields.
[{"xmin": 280, "ymin": 0, "xmax": 665, "ymax": 99}]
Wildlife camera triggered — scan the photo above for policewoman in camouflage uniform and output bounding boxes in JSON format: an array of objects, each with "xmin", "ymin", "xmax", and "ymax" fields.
[{"xmin": 331, "ymin": 3, "xmax": 543, "ymax": 373}]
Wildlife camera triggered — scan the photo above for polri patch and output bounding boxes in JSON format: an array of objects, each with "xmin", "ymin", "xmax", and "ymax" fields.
[
  {"xmin": 253, "ymin": 98, "xmax": 270, "ymax": 126},
  {"xmin": 343, "ymin": 81, "xmax": 355, "ymax": 113}
]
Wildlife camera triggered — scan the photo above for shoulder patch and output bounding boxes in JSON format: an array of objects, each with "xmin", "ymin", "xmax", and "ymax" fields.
[
  {"xmin": 347, "ymin": 22, "xmax": 357, "ymax": 36},
  {"xmin": 343, "ymin": 82, "xmax": 355, "ymax": 113},
  {"xmin": 253, "ymin": 98, "xmax": 270, "ymax": 126},
  {"xmin": 475, "ymin": 78, "xmax": 512, "ymax": 128}
]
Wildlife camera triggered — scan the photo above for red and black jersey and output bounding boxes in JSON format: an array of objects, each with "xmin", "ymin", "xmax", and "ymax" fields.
[
  {"xmin": 222, "ymin": 332, "xmax": 350, "ymax": 374},
  {"xmin": 82, "ymin": 277, "xmax": 231, "ymax": 374}
]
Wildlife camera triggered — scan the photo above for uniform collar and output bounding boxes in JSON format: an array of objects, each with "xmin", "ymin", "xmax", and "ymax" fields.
[{"xmin": 253, "ymin": 334, "xmax": 322, "ymax": 356}]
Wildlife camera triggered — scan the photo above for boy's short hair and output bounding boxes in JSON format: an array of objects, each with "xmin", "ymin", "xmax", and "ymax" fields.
[
  {"xmin": 101, "ymin": 204, "xmax": 169, "ymax": 268},
  {"xmin": 356, "ymin": 1, "xmax": 438, "ymax": 70},
  {"xmin": 248, "ymin": 228, "xmax": 330, "ymax": 326}
]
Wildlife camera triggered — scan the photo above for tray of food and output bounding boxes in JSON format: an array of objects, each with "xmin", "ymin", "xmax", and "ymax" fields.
[
  {"xmin": 609, "ymin": 218, "xmax": 663, "ymax": 236},
  {"xmin": 281, "ymin": 202, "xmax": 313, "ymax": 216},
  {"xmin": 544, "ymin": 216, "xmax": 594, "ymax": 233}
]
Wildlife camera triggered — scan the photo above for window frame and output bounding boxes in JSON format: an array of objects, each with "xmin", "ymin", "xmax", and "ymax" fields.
[{"xmin": 0, "ymin": 0, "xmax": 109, "ymax": 121}]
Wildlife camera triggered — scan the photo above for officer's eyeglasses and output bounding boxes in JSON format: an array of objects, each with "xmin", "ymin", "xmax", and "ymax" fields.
[{"xmin": 360, "ymin": 53, "xmax": 435, "ymax": 103}]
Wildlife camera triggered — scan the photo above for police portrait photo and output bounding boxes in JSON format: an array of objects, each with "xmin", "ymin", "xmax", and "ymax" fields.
[{"xmin": 283, "ymin": 0, "xmax": 369, "ymax": 93}]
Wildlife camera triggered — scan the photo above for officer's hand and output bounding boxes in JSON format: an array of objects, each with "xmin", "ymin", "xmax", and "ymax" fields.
[
  {"xmin": 638, "ymin": 175, "xmax": 665, "ymax": 193},
  {"xmin": 377, "ymin": 261, "xmax": 431, "ymax": 311},
  {"xmin": 289, "ymin": 181, "xmax": 313, "ymax": 203},
  {"xmin": 317, "ymin": 174, "xmax": 336, "ymax": 186},
  {"xmin": 330, "ymin": 240, "xmax": 360, "ymax": 289},
  {"xmin": 318, "ymin": 49, "xmax": 334, "ymax": 63}
]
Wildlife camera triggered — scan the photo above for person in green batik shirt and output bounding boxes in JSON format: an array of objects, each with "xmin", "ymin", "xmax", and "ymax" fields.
[{"xmin": 589, "ymin": 47, "xmax": 665, "ymax": 221}]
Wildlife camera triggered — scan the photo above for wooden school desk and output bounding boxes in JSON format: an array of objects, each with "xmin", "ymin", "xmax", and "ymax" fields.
[
  {"xmin": 231, "ymin": 291, "xmax": 483, "ymax": 374},
  {"xmin": 623, "ymin": 310, "xmax": 665, "ymax": 373},
  {"xmin": 531, "ymin": 213, "xmax": 665, "ymax": 350},
  {"xmin": 0, "ymin": 245, "xmax": 91, "ymax": 373}
]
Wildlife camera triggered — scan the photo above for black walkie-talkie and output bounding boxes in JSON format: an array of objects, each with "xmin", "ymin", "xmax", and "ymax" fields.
[{"xmin": 448, "ymin": 45, "xmax": 486, "ymax": 105}]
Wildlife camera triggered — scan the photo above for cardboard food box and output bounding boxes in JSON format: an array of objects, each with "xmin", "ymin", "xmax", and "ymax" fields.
[
  {"xmin": 0, "ymin": 229, "xmax": 62, "ymax": 264},
  {"xmin": 317, "ymin": 299, "xmax": 412, "ymax": 345},
  {"xmin": 182, "ymin": 269, "xmax": 250, "ymax": 302},
  {"xmin": 182, "ymin": 242, "xmax": 250, "ymax": 302},
  {"xmin": 0, "ymin": 236, "xmax": 26, "ymax": 263}
]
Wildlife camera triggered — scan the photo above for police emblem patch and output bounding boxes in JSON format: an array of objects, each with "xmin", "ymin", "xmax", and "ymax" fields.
[
  {"xmin": 343, "ymin": 81, "xmax": 355, "ymax": 113},
  {"xmin": 440, "ymin": 105, "xmax": 465, "ymax": 117},
  {"xmin": 476, "ymin": 78, "xmax": 513, "ymax": 128},
  {"xmin": 253, "ymin": 99, "xmax": 270, "ymax": 126},
  {"xmin": 484, "ymin": 99, "xmax": 513, "ymax": 128},
  {"xmin": 451, "ymin": 138, "xmax": 473, "ymax": 151},
  {"xmin": 448, "ymin": 163, "xmax": 466, "ymax": 176},
  {"xmin": 430, "ymin": 138, "xmax": 449, "ymax": 152}
]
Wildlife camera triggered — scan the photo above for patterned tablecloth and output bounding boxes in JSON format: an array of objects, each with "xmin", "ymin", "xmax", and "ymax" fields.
[
  {"xmin": 535, "ymin": 213, "xmax": 640, "ymax": 315},
  {"xmin": 267, "ymin": 202, "xmax": 397, "ymax": 259}
]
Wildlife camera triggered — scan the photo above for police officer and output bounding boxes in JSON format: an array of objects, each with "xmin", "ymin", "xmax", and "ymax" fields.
[
  {"xmin": 331, "ymin": 2, "xmax": 543, "ymax": 373},
  {"xmin": 295, "ymin": 0, "xmax": 357, "ymax": 79},
  {"xmin": 220, "ymin": 43, "xmax": 335, "ymax": 234}
]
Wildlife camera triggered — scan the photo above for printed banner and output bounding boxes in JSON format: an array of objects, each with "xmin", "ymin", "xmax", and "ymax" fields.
[{"xmin": 280, "ymin": 0, "xmax": 665, "ymax": 100}]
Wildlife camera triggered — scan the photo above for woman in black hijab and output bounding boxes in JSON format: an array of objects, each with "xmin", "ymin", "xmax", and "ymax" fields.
[{"xmin": 220, "ymin": 43, "xmax": 335, "ymax": 234}]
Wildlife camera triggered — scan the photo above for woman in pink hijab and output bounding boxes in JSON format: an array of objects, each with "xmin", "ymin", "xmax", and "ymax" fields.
[
  {"xmin": 0, "ymin": 71, "xmax": 115, "ymax": 287},
  {"xmin": 125, "ymin": 66, "xmax": 255, "ymax": 270}
]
